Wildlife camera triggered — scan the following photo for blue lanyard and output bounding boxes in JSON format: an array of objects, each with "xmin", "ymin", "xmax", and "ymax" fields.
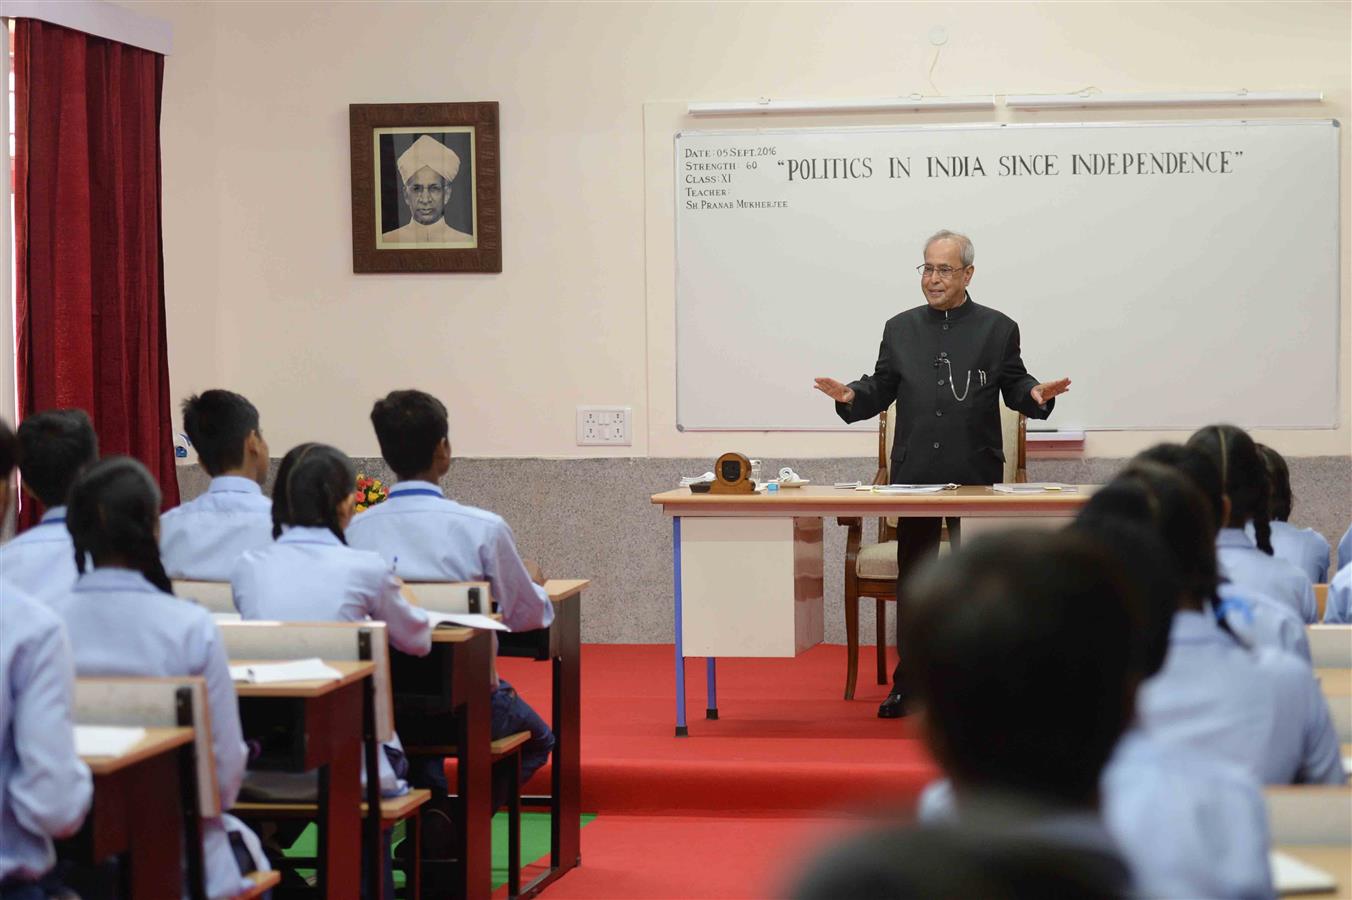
[{"xmin": 389, "ymin": 489, "xmax": 443, "ymax": 499}]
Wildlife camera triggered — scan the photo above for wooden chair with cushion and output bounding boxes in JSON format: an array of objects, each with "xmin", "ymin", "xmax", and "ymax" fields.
[{"xmin": 838, "ymin": 401, "xmax": 1027, "ymax": 700}]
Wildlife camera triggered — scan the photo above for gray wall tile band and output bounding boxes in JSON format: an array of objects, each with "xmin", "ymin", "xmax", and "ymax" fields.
[{"xmin": 176, "ymin": 456, "xmax": 1351, "ymax": 646}]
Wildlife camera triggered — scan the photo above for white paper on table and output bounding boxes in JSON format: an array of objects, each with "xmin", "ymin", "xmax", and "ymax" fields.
[
  {"xmin": 75, "ymin": 725, "xmax": 147, "ymax": 757},
  {"xmin": 1270, "ymin": 850, "xmax": 1338, "ymax": 895},
  {"xmin": 992, "ymin": 483, "xmax": 1078, "ymax": 493},
  {"xmin": 211, "ymin": 612, "xmax": 242, "ymax": 623},
  {"xmin": 424, "ymin": 610, "xmax": 511, "ymax": 632},
  {"xmin": 679, "ymin": 472, "xmax": 715, "ymax": 486},
  {"xmin": 870, "ymin": 484, "xmax": 957, "ymax": 494},
  {"xmin": 228, "ymin": 658, "xmax": 342, "ymax": 684}
]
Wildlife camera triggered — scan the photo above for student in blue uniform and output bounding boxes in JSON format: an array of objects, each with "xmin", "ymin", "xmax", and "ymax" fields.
[
  {"xmin": 160, "ymin": 390, "xmax": 273, "ymax": 580},
  {"xmin": 0, "ymin": 420, "xmax": 92, "ymax": 898},
  {"xmin": 1187, "ymin": 425, "xmax": 1317, "ymax": 623},
  {"xmin": 918, "ymin": 478, "xmax": 1274, "ymax": 898},
  {"xmin": 346, "ymin": 390, "xmax": 556, "ymax": 791},
  {"xmin": 1339, "ymin": 523, "xmax": 1352, "ymax": 573},
  {"xmin": 1137, "ymin": 443, "xmax": 1310, "ymax": 661},
  {"xmin": 1254, "ymin": 443, "xmax": 1330, "ymax": 584},
  {"xmin": 1072, "ymin": 475, "xmax": 1272, "ymax": 898},
  {"xmin": 1124, "ymin": 454, "xmax": 1344, "ymax": 785},
  {"xmin": 0, "ymin": 410, "xmax": 98, "ymax": 603},
  {"xmin": 231, "ymin": 442, "xmax": 430, "ymax": 897},
  {"xmin": 46, "ymin": 457, "xmax": 266, "ymax": 899},
  {"xmin": 799, "ymin": 530, "xmax": 1136, "ymax": 898},
  {"xmin": 1325, "ymin": 563, "xmax": 1351, "ymax": 624}
]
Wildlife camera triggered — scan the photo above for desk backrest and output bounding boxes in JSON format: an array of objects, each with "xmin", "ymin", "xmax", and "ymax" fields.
[
  {"xmin": 403, "ymin": 581, "xmax": 494, "ymax": 615},
  {"xmin": 173, "ymin": 580, "xmax": 236, "ymax": 615},
  {"xmin": 215, "ymin": 621, "xmax": 394, "ymax": 742},
  {"xmin": 1315, "ymin": 584, "xmax": 1329, "ymax": 621},
  {"xmin": 74, "ymin": 676, "xmax": 220, "ymax": 817},
  {"xmin": 1309, "ymin": 626, "xmax": 1351, "ymax": 669},
  {"xmin": 1266, "ymin": 786, "xmax": 1352, "ymax": 845}
]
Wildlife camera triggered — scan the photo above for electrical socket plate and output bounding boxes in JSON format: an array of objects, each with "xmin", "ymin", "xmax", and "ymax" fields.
[{"xmin": 577, "ymin": 406, "xmax": 631, "ymax": 445}]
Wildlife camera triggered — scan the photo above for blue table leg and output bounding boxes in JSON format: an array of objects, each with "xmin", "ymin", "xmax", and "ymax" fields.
[
  {"xmin": 706, "ymin": 658, "xmax": 718, "ymax": 719},
  {"xmin": 673, "ymin": 517, "xmax": 688, "ymax": 737}
]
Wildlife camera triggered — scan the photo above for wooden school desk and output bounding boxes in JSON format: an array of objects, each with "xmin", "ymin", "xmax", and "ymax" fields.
[
  {"xmin": 64, "ymin": 726, "xmax": 195, "ymax": 898},
  {"xmin": 498, "ymin": 578, "xmax": 586, "ymax": 894},
  {"xmin": 234, "ymin": 660, "xmax": 374, "ymax": 898},
  {"xmin": 1267, "ymin": 784, "xmax": 1352, "ymax": 898},
  {"xmin": 651, "ymin": 486, "xmax": 1091, "ymax": 735}
]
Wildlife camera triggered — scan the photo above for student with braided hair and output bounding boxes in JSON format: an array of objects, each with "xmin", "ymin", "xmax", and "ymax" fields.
[
  {"xmin": 1252, "ymin": 443, "xmax": 1330, "ymax": 584},
  {"xmin": 45, "ymin": 457, "xmax": 268, "ymax": 899},
  {"xmin": 1136, "ymin": 443, "xmax": 1310, "ymax": 660},
  {"xmin": 1115, "ymin": 458, "xmax": 1344, "ymax": 785},
  {"xmin": 230, "ymin": 442, "xmax": 431, "ymax": 796},
  {"xmin": 1188, "ymin": 425, "xmax": 1318, "ymax": 623}
]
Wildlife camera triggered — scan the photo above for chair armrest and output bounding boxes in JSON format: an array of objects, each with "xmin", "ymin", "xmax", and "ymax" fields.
[
  {"xmin": 841, "ymin": 518, "xmax": 863, "ymax": 564},
  {"xmin": 836, "ymin": 517, "xmax": 862, "ymax": 529}
]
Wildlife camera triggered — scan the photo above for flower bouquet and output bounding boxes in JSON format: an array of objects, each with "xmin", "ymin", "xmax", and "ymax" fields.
[{"xmin": 354, "ymin": 474, "xmax": 389, "ymax": 513}]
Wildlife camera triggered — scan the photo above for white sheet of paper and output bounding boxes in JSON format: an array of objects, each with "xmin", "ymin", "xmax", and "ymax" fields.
[
  {"xmin": 75, "ymin": 724, "xmax": 147, "ymax": 758},
  {"xmin": 424, "ymin": 610, "xmax": 511, "ymax": 632},
  {"xmin": 211, "ymin": 612, "xmax": 242, "ymax": 623},
  {"xmin": 228, "ymin": 658, "xmax": 342, "ymax": 684},
  {"xmin": 1270, "ymin": 850, "xmax": 1338, "ymax": 895},
  {"xmin": 992, "ymin": 483, "xmax": 1078, "ymax": 493},
  {"xmin": 873, "ymin": 484, "xmax": 954, "ymax": 494}
]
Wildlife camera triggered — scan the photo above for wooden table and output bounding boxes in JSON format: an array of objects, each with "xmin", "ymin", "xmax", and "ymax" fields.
[
  {"xmin": 391, "ymin": 625, "xmax": 494, "ymax": 899},
  {"xmin": 234, "ymin": 660, "xmax": 374, "ymax": 899},
  {"xmin": 498, "ymin": 578, "xmax": 586, "ymax": 896},
  {"xmin": 651, "ymin": 485, "xmax": 1091, "ymax": 735},
  {"xmin": 60, "ymin": 726, "xmax": 195, "ymax": 898}
]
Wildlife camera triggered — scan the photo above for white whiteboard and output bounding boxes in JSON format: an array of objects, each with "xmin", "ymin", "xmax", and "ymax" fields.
[{"xmin": 674, "ymin": 120, "xmax": 1340, "ymax": 431}]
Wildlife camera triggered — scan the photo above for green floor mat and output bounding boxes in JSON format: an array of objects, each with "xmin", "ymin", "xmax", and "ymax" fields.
[{"xmin": 282, "ymin": 811, "xmax": 597, "ymax": 890}]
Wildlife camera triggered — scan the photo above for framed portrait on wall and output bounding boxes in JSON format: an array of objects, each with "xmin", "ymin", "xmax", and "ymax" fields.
[{"xmin": 349, "ymin": 102, "xmax": 501, "ymax": 273}]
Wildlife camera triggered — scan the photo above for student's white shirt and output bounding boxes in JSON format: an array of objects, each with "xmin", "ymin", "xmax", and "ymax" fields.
[
  {"xmin": 159, "ymin": 476, "xmax": 273, "ymax": 581},
  {"xmin": 1216, "ymin": 528, "xmax": 1317, "ymax": 623},
  {"xmin": 1338, "ymin": 524, "xmax": 1352, "ymax": 573},
  {"xmin": 1137, "ymin": 610, "xmax": 1344, "ymax": 785},
  {"xmin": 0, "ymin": 507, "xmax": 77, "ymax": 604},
  {"xmin": 917, "ymin": 727, "xmax": 1274, "ymax": 900},
  {"xmin": 0, "ymin": 579, "xmax": 92, "ymax": 884},
  {"xmin": 1248, "ymin": 520, "xmax": 1329, "ymax": 585},
  {"xmin": 47, "ymin": 568, "xmax": 256, "ymax": 899},
  {"xmin": 346, "ymin": 481, "xmax": 553, "ymax": 633},
  {"xmin": 1217, "ymin": 583, "xmax": 1312, "ymax": 662},
  {"xmin": 231, "ymin": 526, "xmax": 431, "ymax": 796},
  {"xmin": 1323, "ymin": 563, "xmax": 1351, "ymax": 624}
]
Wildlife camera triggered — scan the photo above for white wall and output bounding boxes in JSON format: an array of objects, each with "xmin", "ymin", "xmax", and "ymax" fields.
[{"xmin": 136, "ymin": 0, "xmax": 1351, "ymax": 460}]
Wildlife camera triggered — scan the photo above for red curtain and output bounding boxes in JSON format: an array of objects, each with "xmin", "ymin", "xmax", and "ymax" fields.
[{"xmin": 13, "ymin": 18, "xmax": 179, "ymax": 524}]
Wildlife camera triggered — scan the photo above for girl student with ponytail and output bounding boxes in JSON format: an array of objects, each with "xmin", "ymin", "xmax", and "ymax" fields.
[
  {"xmin": 229, "ymin": 443, "xmax": 431, "ymax": 796},
  {"xmin": 46, "ymin": 457, "xmax": 269, "ymax": 899},
  {"xmin": 1121, "ymin": 452, "xmax": 1345, "ymax": 785},
  {"xmin": 1137, "ymin": 443, "xmax": 1311, "ymax": 661},
  {"xmin": 1253, "ymin": 443, "xmax": 1330, "ymax": 584},
  {"xmin": 1187, "ymin": 424, "xmax": 1318, "ymax": 623}
]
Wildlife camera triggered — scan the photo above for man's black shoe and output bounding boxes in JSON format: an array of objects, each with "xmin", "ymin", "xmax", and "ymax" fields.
[{"xmin": 877, "ymin": 691, "xmax": 908, "ymax": 718}]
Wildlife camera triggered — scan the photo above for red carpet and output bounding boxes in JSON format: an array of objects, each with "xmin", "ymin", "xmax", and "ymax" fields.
[
  {"xmin": 500, "ymin": 643, "xmax": 939, "ymax": 816},
  {"xmin": 490, "ymin": 644, "xmax": 937, "ymax": 897}
]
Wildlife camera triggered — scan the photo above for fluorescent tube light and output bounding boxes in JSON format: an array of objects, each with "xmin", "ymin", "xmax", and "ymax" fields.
[
  {"xmin": 1004, "ymin": 90, "xmax": 1322, "ymax": 110},
  {"xmin": 687, "ymin": 96, "xmax": 996, "ymax": 117}
]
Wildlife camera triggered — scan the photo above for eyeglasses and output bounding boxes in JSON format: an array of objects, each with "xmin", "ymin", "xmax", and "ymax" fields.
[{"xmin": 917, "ymin": 264, "xmax": 968, "ymax": 279}]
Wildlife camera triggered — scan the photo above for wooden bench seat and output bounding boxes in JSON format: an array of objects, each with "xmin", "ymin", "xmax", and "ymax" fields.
[{"xmin": 233, "ymin": 787, "xmax": 432, "ymax": 827}]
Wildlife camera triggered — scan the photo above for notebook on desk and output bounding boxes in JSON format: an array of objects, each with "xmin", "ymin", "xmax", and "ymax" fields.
[{"xmin": 1271, "ymin": 851, "xmax": 1338, "ymax": 895}]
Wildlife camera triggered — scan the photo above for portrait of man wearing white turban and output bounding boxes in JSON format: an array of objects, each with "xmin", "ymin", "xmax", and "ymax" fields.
[{"xmin": 381, "ymin": 133, "xmax": 475, "ymax": 245}]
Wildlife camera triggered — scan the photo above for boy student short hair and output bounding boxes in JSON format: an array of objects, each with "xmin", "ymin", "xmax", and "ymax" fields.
[
  {"xmin": 900, "ymin": 530, "xmax": 1137, "ymax": 806},
  {"xmin": 181, "ymin": 390, "xmax": 260, "ymax": 476},
  {"xmin": 1255, "ymin": 443, "xmax": 1294, "ymax": 522},
  {"xmin": 67, "ymin": 456, "xmax": 173, "ymax": 594},
  {"xmin": 1188, "ymin": 424, "xmax": 1275, "ymax": 555},
  {"xmin": 271, "ymin": 443, "xmax": 356, "ymax": 543},
  {"xmin": 0, "ymin": 419, "xmax": 16, "ymax": 481},
  {"xmin": 370, "ymin": 390, "xmax": 448, "ymax": 480},
  {"xmin": 16, "ymin": 409, "xmax": 99, "ymax": 507}
]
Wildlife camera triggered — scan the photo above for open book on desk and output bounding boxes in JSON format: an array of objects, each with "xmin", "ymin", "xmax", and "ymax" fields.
[
  {"xmin": 423, "ymin": 610, "xmax": 511, "ymax": 632},
  {"xmin": 228, "ymin": 658, "xmax": 343, "ymax": 684}
]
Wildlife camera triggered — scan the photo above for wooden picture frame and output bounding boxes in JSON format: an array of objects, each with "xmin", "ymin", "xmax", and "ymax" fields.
[{"xmin": 349, "ymin": 102, "xmax": 501, "ymax": 273}]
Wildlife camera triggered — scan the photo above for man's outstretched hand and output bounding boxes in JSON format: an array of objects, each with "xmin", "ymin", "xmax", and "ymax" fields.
[
  {"xmin": 1031, "ymin": 378, "xmax": 1072, "ymax": 406},
  {"xmin": 814, "ymin": 378, "xmax": 855, "ymax": 405}
]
